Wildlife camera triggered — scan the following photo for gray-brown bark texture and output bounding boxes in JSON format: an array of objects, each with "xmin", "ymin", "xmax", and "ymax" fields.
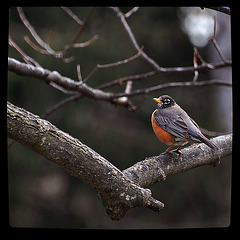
[{"xmin": 7, "ymin": 101, "xmax": 232, "ymax": 220}]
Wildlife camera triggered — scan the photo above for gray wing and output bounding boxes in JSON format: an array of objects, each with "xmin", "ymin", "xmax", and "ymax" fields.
[{"xmin": 154, "ymin": 110, "xmax": 189, "ymax": 140}]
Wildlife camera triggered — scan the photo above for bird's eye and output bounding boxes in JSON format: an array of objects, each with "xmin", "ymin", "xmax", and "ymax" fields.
[{"xmin": 164, "ymin": 98, "xmax": 171, "ymax": 104}]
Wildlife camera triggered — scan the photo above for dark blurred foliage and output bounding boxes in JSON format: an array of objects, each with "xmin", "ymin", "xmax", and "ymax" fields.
[{"xmin": 8, "ymin": 7, "xmax": 232, "ymax": 228}]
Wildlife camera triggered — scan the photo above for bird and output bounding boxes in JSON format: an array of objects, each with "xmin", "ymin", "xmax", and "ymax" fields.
[{"xmin": 151, "ymin": 95, "xmax": 218, "ymax": 154}]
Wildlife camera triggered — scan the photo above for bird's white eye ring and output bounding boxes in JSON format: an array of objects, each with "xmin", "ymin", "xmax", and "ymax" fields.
[{"xmin": 164, "ymin": 98, "xmax": 171, "ymax": 104}]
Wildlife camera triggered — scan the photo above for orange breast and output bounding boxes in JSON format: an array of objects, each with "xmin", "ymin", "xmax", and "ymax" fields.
[{"xmin": 151, "ymin": 111, "xmax": 174, "ymax": 145}]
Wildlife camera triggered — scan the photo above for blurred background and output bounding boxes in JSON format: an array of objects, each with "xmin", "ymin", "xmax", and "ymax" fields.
[{"xmin": 8, "ymin": 7, "xmax": 232, "ymax": 228}]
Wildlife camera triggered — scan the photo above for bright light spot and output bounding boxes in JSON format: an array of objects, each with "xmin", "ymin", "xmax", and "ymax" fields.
[{"xmin": 180, "ymin": 7, "xmax": 215, "ymax": 47}]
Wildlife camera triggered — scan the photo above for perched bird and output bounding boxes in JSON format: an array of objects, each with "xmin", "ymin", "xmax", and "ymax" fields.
[{"xmin": 151, "ymin": 95, "xmax": 218, "ymax": 154}]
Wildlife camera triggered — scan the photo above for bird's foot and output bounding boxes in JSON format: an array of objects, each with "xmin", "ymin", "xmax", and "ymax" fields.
[{"xmin": 172, "ymin": 148, "xmax": 182, "ymax": 155}]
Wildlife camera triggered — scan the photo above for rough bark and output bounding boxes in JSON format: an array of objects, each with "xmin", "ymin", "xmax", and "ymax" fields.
[
  {"xmin": 123, "ymin": 134, "xmax": 232, "ymax": 188},
  {"xmin": 7, "ymin": 101, "xmax": 232, "ymax": 220},
  {"xmin": 7, "ymin": 101, "xmax": 152, "ymax": 220}
]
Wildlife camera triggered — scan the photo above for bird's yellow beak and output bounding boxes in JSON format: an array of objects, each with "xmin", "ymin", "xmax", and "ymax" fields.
[{"xmin": 153, "ymin": 98, "xmax": 163, "ymax": 104}]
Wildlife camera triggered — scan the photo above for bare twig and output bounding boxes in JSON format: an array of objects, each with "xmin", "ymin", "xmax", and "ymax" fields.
[
  {"xmin": 13, "ymin": 7, "xmax": 231, "ymax": 102},
  {"xmin": 110, "ymin": 7, "xmax": 165, "ymax": 72},
  {"xmin": 192, "ymin": 46, "xmax": 217, "ymax": 81},
  {"xmin": 193, "ymin": 47, "xmax": 214, "ymax": 69},
  {"xmin": 83, "ymin": 46, "xmax": 144, "ymax": 83},
  {"xmin": 112, "ymin": 81, "xmax": 137, "ymax": 111},
  {"xmin": 100, "ymin": 46, "xmax": 143, "ymax": 68},
  {"xmin": 125, "ymin": 7, "xmax": 139, "ymax": 18},
  {"xmin": 209, "ymin": 16, "xmax": 231, "ymax": 64},
  {"xmin": 193, "ymin": 47, "xmax": 199, "ymax": 81},
  {"xmin": 211, "ymin": 38, "xmax": 230, "ymax": 63},
  {"xmin": 72, "ymin": 35, "xmax": 98, "ymax": 48},
  {"xmin": 8, "ymin": 36, "xmax": 41, "ymax": 67},
  {"xmin": 17, "ymin": 7, "xmax": 63, "ymax": 58},
  {"xmin": 39, "ymin": 76, "xmax": 232, "ymax": 120},
  {"xmin": 76, "ymin": 64, "xmax": 83, "ymax": 82},
  {"xmin": 61, "ymin": 7, "xmax": 84, "ymax": 25},
  {"xmin": 114, "ymin": 80, "xmax": 133, "ymax": 105},
  {"xmin": 8, "ymin": 57, "xmax": 232, "ymax": 106},
  {"xmin": 98, "ymin": 60, "xmax": 231, "ymax": 91},
  {"xmin": 42, "ymin": 94, "xmax": 82, "ymax": 119},
  {"xmin": 9, "ymin": 56, "xmax": 231, "ymax": 122},
  {"xmin": 113, "ymin": 79, "xmax": 232, "ymax": 98},
  {"xmin": 62, "ymin": 7, "xmax": 96, "ymax": 56},
  {"xmin": 24, "ymin": 36, "xmax": 56, "ymax": 55},
  {"xmin": 9, "ymin": 7, "xmax": 231, "ymax": 119},
  {"xmin": 17, "ymin": 7, "xmax": 97, "ymax": 63}
]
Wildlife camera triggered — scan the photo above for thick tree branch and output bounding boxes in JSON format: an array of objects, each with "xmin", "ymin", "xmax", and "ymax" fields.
[
  {"xmin": 7, "ymin": 101, "xmax": 232, "ymax": 220},
  {"xmin": 123, "ymin": 134, "xmax": 232, "ymax": 188},
  {"xmin": 7, "ymin": 101, "xmax": 156, "ymax": 220},
  {"xmin": 8, "ymin": 57, "xmax": 113, "ymax": 101}
]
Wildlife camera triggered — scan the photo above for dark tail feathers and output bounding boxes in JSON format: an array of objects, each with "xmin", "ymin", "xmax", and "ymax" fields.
[{"xmin": 197, "ymin": 134, "xmax": 218, "ymax": 150}]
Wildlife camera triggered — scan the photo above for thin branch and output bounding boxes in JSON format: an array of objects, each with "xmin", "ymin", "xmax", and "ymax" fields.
[
  {"xmin": 72, "ymin": 35, "xmax": 98, "ymax": 48},
  {"xmin": 209, "ymin": 16, "xmax": 231, "ymax": 64},
  {"xmin": 113, "ymin": 79, "xmax": 232, "ymax": 98},
  {"xmin": 112, "ymin": 80, "xmax": 138, "ymax": 111},
  {"xmin": 17, "ymin": 7, "xmax": 97, "ymax": 63},
  {"xmin": 193, "ymin": 47, "xmax": 214, "ymax": 69},
  {"xmin": 193, "ymin": 47, "xmax": 199, "ymax": 81},
  {"xmin": 83, "ymin": 46, "xmax": 144, "ymax": 83},
  {"xmin": 76, "ymin": 64, "xmax": 83, "ymax": 82},
  {"xmin": 42, "ymin": 94, "xmax": 81, "ymax": 119},
  {"xmin": 17, "ymin": 7, "xmax": 62, "ymax": 57},
  {"xmin": 13, "ymin": 7, "xmax": 231, "ymax": 107},
  {"xmin": 9, "ymin": 58, "xmax": 232, "ymax": 118},
  {"xmin": 8, "ymin": 57, "xmax": 231, "ymax": 109},
  {"xmin": 110, "ymin": 7, "xmax": 165, "ymax": 72},
  {"xmin": 8, "ymin": 57, "xmax": 113, "ymax": 101},
  {"xmin": 125, "ymin": 7, "xmax": 139, "ymax": 18},
  {"xmin": 8, "ymin": 36, "xmax": 41, "ymax": 67},
  {"xmin": 24, "ymin": 34, "xmax": 97, "ymax": 63},
  {"xmin": 211, "ymin": 38, "xmax": 230, "ymax": 64},
  {"xmin": 114, "ymin": 80, "xmax": 133, "ymax": 105},
  {"xmin": 97, "ymin": 60, "xmax": 231, "ymax": 91},
  {"xmin": 99, "ymin": 46, "xmax": 143, "ymax": 68},
  {"xmin": 24, "ymin": 35, "xmax": 56, "ymax": 55},
  {"xmin": 11, "ymin": 7, "xmax": 232, "ymax": 107},
  {"xmin": 110, "ymin": 7, "xmax": 231, "ymax": 86},
  {"xmin": 38, "ymin": 75, "xmax": 232, "ymax": 120},
  {"xmin": 62, "ymin": 7, "xmax": 96, "ymax": 56},
  {"xmin": 61, "ymin": 7, "xmax": 84, "ymax": 25}
]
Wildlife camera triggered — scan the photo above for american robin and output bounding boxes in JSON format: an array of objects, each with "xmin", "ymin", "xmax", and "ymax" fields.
[{"xmin": 151, "ymin": 95, "xmax": 218, "ymax": 154}]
